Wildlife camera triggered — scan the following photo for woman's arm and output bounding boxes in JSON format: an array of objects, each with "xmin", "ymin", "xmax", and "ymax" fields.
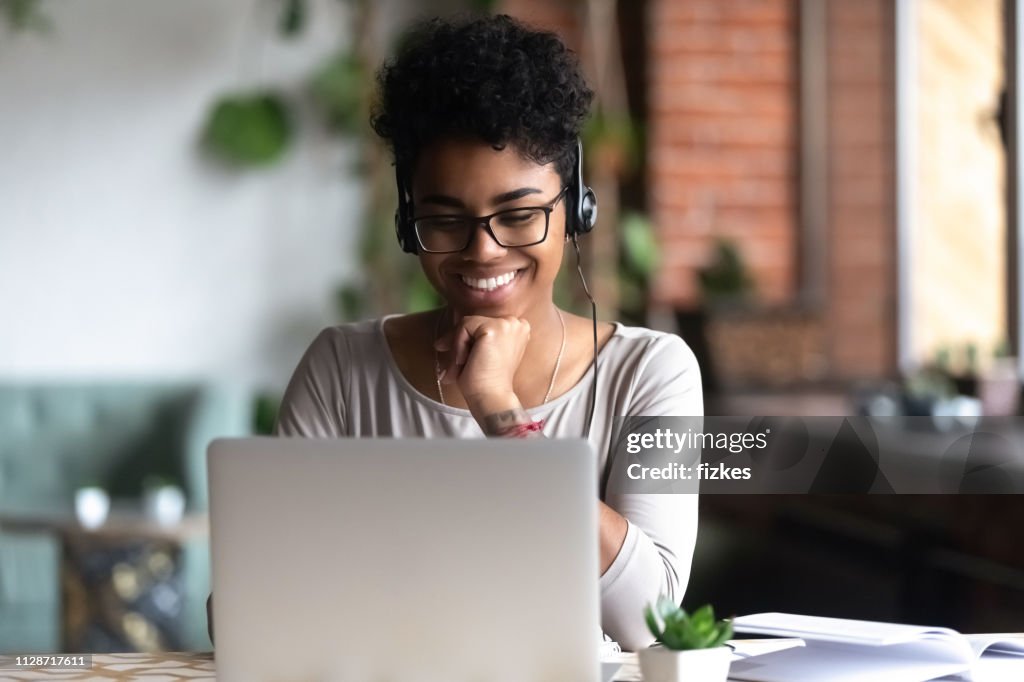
[
  {"xmin": 598, "ymin": 334, "xmax": 703, "ymax": 650},
  {"xmin": 599, "ymin": 493, "xmax": 699, "ymax": 650},
  {"xmin": 598, "ymin": 500, "xmax": 630, "ymax": 575}
]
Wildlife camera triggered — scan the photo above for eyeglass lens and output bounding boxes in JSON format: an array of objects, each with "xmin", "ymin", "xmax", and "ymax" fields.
[{"xmin": 415, "ymin": 208, "xmax": 549, "ymax": 252}]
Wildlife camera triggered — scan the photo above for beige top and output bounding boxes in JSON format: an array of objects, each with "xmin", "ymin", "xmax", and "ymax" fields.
[{"xmin": 275, "ymin": 315, "xmax": 702, "ymax": 651}]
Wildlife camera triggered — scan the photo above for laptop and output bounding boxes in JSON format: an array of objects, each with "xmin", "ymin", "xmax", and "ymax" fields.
[{"xmin": 208, "ymin": 437, "xmax": 606, "ymax": 682}]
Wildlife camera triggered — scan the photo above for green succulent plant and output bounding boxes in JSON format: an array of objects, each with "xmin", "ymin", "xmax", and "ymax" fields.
[{"xmin": 644, "ymin": 598, "xmax": 733, "ymax": 650}]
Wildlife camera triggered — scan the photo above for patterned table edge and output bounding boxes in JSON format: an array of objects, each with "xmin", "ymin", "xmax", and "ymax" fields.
[{"xmin": 1, "ymin": 652, "xmax": 215, "ymax": 681}]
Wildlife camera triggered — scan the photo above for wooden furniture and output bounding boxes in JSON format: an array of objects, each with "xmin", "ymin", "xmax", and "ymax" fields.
[{"xmin": 0, "ymin": 510, "xmax": 208, "ymax": 653}]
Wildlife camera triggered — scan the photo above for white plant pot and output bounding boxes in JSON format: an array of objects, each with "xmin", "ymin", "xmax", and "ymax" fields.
[
  {"xmin": 638, "ymin": 645, "xmax": 731, "ymax": 682},
  {"xmin": 75, "ymin": 486, "xmax": 110, "ymax": 530},
  {"xmin": 144, "ymin": 485, "xmax": 186, "ymax": 526}
]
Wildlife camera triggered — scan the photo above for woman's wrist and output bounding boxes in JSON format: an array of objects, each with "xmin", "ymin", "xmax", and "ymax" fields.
[{"xmin": 467, "ymin": 392, "xmax": 532, "ymax": 436}]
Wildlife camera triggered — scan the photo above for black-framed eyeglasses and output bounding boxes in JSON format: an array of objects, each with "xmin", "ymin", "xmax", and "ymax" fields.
[{"xmin": 412, "ymin": 187, "xmax": 569, "ymax": 254}]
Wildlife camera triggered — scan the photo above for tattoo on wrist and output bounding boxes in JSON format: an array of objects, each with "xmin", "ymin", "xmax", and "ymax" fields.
[{"xmin": 483, "ymin": 408, "xmax": 532, "ymax": 435}]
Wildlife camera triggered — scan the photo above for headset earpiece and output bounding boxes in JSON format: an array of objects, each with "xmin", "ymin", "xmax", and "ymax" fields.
[
  {"xmin": 569, "ymin": 139, "xmax": 597, "ymax": 236},
  {"xmin": 394, "ymin": 164, "xmax": 418, "ymax": 254},
  {"xmin": 578, "ymin": 187, "xmax": 597, "ymax": 234}
]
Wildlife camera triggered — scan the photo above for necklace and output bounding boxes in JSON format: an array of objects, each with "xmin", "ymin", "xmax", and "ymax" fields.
[{"xmin": 434, "ymin": 308, "xmax": 567, "ymax": 407}]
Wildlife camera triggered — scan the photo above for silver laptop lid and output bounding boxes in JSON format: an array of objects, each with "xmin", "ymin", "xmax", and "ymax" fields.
[{"xmin": 208, "ymin": 437, "xmax": 600, "ymax": 682}]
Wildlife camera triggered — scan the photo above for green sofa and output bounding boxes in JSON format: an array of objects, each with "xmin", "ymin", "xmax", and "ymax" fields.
[{"xmin": 0, "ymin": 383, "xmax": 251, "ymax": 652}]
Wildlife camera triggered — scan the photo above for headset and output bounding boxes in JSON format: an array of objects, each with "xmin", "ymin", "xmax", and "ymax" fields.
[
  {"xmin": 394, "ymin": 139, "xmax": 596, "ymax": 253},
  {"xmin": 393, "ymin": 138, "xmax": 600, "ymax": 441}
]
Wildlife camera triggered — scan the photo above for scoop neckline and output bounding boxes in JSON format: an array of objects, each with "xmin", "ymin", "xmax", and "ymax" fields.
[{"xmin": 377, "ymin": 313, "xmax": 622, "ymax": 417}]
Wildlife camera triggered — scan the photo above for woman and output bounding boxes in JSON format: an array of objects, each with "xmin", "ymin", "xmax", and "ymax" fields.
[{"xmin": 271, "ymin": 14, "xmax": 700, "ymax": 651}]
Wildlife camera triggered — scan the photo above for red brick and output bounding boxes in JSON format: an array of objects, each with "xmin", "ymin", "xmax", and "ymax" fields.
[
  {"xmin": 655, "ymin": 0, "xmax": 792, "ymax": 26},
  {"xmin": 652, "ymin": 24, "xmax": 792, "ymax": 55}
]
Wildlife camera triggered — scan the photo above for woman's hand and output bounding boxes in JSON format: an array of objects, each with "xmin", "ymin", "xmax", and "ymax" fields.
[{"xmin": 434, "ymin": 314, "xmax": 531, "ymax": 419}]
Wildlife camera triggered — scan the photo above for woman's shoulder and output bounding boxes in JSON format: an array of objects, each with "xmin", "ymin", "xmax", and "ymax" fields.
[
  {"xmin": 604, "ymin": 322, "xmax": 703, "ymax": 415},
  {"xmin": 301, "ymin": 317, "xmax": 393, "ymax": 363},
  {"xmin": 603, "ymin": 321, "xmax": 698, "ymax": 369}
]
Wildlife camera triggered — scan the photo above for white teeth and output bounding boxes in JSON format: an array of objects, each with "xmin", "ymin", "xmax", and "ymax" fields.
[{"xmin": 461, "ymin": 271, "xmax": 517, "ymax": 291}]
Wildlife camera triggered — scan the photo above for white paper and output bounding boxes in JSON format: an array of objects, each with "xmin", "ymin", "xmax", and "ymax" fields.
[
  {"xmin": 726, "ymin": 613, "xmax": 1024, "ymax": 682},
  {"xmin": 732, "ymin": 612, "xmax": 961, "ymax": 647}
]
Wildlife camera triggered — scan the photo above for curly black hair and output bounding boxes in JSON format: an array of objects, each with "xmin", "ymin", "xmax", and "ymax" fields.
[{"xmin": 370, "ymin": 14, "xmax": 594, "ymax": 185}]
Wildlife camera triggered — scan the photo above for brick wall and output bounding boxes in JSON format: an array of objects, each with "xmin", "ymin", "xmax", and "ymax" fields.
[
  {"xmin": 500, "ymin": 0, "xmax": 899, "ymax": 382},
  {"xmin": 498, "ymin": 0, "xmax": 580, "ymax": 50},
  {"xmin": 647, "ymin": 0, "xmax": 897, "ymax": 381},
  {"xmin": 648, "ymin": 0, "xmax": 799, "ymax": 307}
]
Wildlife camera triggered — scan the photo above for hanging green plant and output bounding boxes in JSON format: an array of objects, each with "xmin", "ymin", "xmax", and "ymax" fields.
[
  {"xmin": 252, "ymin": 392, "xmax": 282, "ymax": 435},
  {"xmin": 201, "ymin": 92, "xmax": 292, "ymax": 167},
  {"xmin": 309, "ymin": 50, "xmax": 365, "ymax": 133},
  {"xmin": 1, "ymin": 0, "xmax": 51, "ymax": 33},
  {"xmin": 334, "ymin": 281, "xmax": 368, "ymax": 321},
  {"xmin": 278, "ymin": 0, "xmax": 306, "ymax": 38},
  {"xmin": 621, "ymin": 211, "xmax": 658, "ymax": 281}
]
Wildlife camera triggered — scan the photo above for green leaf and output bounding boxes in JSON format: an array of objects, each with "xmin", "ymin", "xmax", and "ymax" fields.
[
  {"xmin": 698, "ymin": 238, "xmax": 753, "ymax": 303},
  {"xmin": 279, "ymin": 0, "xmax": 306, "ymax": 37},
  {"xmin": 644, "ymin": 604, "xmax": 662, "ymax": 641},
  {"xmin": 335, "ymin": 282, "xmax": 367, "ymax": 321},
  {"xmin": 652, "ymin": 603, "xmax": 732, "ymax": 650},
  {"xmin": 253, "ymin": 392, "xmax": 281, "ymax": 435},
  {"xmin": 656, "ymin": 597, "xmax": 682, "ymax": 624},
  {"xmin": 661, "ymin": 628, "xmax": 686, "ymax": 651},
  {"xmin": 620, "ymin": 212, "xmax": 658, "ymax": 279},
  {"xmin": 1, "ymin": 0, "xmax": 51, "ymax": 33},
  {"xmin": 309, "ymin": 50, "xmax": 364, "ymax": 133},
  {"xmin": 691, "ymin": 604, "xmax": 714, "ymax": 634},
  {"xmin": 201, "ymin": 92, "xmax": 292, "ymax": 167},
  {"xmin": 708, "ymin": 621, "xmax": 734, "ymax": 648}
]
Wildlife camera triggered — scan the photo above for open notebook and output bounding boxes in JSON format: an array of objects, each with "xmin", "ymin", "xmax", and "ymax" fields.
[{"xmin": 728, "ymin": 613, "xmax": 1024, "ymax": 682}]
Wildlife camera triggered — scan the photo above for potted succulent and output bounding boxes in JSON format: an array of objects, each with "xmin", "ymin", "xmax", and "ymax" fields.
[{"xmin": 640, "ymin": 598, "xmax": 734, "ymax": 682}]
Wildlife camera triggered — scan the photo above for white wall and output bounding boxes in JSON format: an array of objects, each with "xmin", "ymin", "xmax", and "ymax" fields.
[{"xmin": 0, "ymin": 0, "xmax": 366, "ymax": 388}]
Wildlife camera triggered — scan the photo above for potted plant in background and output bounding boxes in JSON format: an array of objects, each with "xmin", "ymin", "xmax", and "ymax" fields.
[
  {"xmin": 142, "ymin": 475, "xmax": 186, "ymax": 527},
  {"xmin": 639, "ymin": 598, "xmax": 733, "ymax": 682},
  {"xmin": 618, "ymin": 211, "xmax": 659, "ymax": 326},
  {"xmin": 676, "ymin": 237, "xmax": 754, "ymax": 399}
]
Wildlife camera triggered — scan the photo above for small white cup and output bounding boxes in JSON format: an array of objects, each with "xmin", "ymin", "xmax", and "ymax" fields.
[
  {"xmin": 144, "ymin": 485, "xmax": 186, "ymax": 527},
  {"xmin": 75, "ymin": 486, "xmax": 110, "ymax": 530}
]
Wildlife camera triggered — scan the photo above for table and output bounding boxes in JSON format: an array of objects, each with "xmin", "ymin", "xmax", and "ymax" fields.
[
  {"xmin": 0, "ymin": 652, "xmax": 644, "ymax": 681},
  {"xmin": 7, "ymin": 649, "xmax": 1021, "ymax": 681},
  {"xmin": 0, "ymin": 511, "xmax": 208, "ymax": 652},
  {"xmin": 0, "ymin": 652, "xmax": 215, "ymax": 680}
]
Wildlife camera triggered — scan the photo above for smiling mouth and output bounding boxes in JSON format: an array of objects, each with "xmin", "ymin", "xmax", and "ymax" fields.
[{"xmin": 457, "ymin": 269, "xmax": 524, "ymax": 292}]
